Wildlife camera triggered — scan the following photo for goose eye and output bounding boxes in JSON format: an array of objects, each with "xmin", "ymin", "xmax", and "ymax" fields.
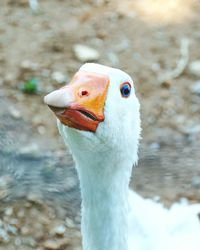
[{"xmin": 120, "ymin": 82, "xmax": 131, "ymax": 98}]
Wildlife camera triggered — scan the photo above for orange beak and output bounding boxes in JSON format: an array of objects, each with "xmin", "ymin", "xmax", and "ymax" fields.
[{"xmin": 44, "ymin": 71, "xmax": 109, "ymax": 132}]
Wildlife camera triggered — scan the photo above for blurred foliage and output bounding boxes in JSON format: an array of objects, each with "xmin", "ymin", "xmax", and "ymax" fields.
[{"xmin": 20, "ymin": 78, "xmax": 39, "ymax": 94}]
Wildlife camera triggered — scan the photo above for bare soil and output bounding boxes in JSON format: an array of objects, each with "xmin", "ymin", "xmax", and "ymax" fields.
[{"xmin": 0, "ymin": 0, "xmax": 200, "ymax": 249}]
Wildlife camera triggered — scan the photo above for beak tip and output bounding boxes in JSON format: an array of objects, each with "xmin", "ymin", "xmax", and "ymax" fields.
[
  {"xmin": 43, "ymin": 94, "xmax": 50, "ymax": 105},
  {"xmin": 43, "ymin": 89, "xmax": 69, "ymax": 108},
  {"xmin": 43, "ymin": 95, "xmax": 47, "ymax": 104}
]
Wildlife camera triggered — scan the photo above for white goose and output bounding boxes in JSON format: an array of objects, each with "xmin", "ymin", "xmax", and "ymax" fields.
[{"xmin": 44, "ymin": 63, "xmax": 200, "ymax": 250}]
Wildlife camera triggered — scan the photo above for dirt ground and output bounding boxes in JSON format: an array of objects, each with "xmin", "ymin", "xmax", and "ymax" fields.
[{"xmin": 0, "ymin": 0, "xmax": 200, "ymax": 249}]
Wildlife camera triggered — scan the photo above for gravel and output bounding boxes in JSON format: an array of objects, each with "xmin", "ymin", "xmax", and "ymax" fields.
[
  {"xmin": 73, "ymin": 44, "xmax": 100, "ymax": 62},
  {"xmin": 189, "ymin": 60, "xmax": 200, "ymax": 77}
]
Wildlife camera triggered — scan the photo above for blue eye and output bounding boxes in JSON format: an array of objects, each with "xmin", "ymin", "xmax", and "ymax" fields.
[{"xmin": 120, "ymin": 82, "xmax": 131, "ymax": 98}]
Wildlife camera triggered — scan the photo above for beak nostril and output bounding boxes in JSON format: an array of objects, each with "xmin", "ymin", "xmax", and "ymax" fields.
[{"xmin": 79, "ymin": 89, "xmax": 89, "ymax": 97}]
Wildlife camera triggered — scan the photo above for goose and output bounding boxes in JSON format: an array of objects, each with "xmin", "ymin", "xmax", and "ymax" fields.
[{"xmin": 44, "ymin": 63, "xmax": 200, "ymax": 250}]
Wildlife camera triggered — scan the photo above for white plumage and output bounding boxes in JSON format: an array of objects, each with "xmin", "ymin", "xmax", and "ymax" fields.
[{"xmin": 45, "ymin": 63, "xmax": 200, "ymax": 250}]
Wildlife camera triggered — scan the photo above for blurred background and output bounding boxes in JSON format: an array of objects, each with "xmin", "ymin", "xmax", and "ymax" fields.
[{"xmin": 0, "ymin": 0, "xmax": 200, "ymax": 249}]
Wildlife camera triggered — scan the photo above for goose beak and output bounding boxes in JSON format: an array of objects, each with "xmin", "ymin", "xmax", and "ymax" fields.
[{"xmin": 44, "ymin": 71, "xmax": 109, "ymax": 132}]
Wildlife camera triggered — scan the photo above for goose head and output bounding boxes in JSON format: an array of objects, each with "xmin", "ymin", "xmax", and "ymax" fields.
[{"xmin": 44, "ymin": 63, "xmax": 141, "ymax": 166}]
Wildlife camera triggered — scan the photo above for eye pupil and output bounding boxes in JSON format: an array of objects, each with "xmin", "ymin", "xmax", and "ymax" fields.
[
  {"xmin": 120, "ymin": 83, "xmax": 131, "ymax": 97},
  {"xmin": 123, "ymin": 87, "xmax": 130, "ymax": 95}
]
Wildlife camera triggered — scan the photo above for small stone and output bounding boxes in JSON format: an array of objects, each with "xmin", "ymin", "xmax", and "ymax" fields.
[
  {"xmin": 190, "ymin": 81, "xmax": 200, "ymax": 95},
  {"xmin": 64, "ymin": 176, "xmax": 77, "ymax": 190},
  {"xmin": 149, "ymin": 142, "xmax": 160, "ymax": 151},
  {"xmin": 21, "ymin": 60, "xmax": 38, "ymax": 71},
  {"xmin": 29, "ymin": 0, "xmax": 38, "ymax": 12},
  {"xmin": 151, "ymin": 63, "xmax": 161, "ymax": 73},
  {"xmin": 0, "ymin": 228, "xmax": 9, "ymax": 243},
  {"xmin": 43, "ymin": 238, "xmax": 69, "ymax": 250},
  {"xmin": 51, "ymin": 43, "xmax": 64, "ymax": 52},
  {"xmin": 4, "ymin": 73, "xmax": 15, "ymax": 84},
  {"xmin": 4, "ymin": 207, "xmax": 13, "ymax": 216},
  {"xmin": 43, "ymin": 240, "xmax": 60, "ymax": 250},
  {"xmin": 96, "ymin": 30, "xmax": 108, "ymax": 39},
  {"xmin": 51, "ymin": 71, "xmax": 67, "ymax": 84},
  {"xmin": 65, "ymin": 217, "xmax": 76, "ymax": 228},
  {"xmin": 189, "ymin": 60, "xmax": 200, "ymax": 77},
  {"xmin": 73, "ymin": 44, "xmax": 100, "ymax": 62},
  {"xmin": 31, "ymin": 115, "xmax": 43, "ymax": 126},
  {"xmin": 0, "ymin": 176, "xmax": 11, "ymax": 199},
  {"xmin": 115, "ymin": 39, "xmax": 130, "ymax": 52},
  {"xmin": 54, "ymin": 150, "xmax": 66, "ymax": 158},
  {"xmin": 21, "ymin": 226, "xmax": 30, "ymax": 235},
  {"xmin": 37, "ymin": 125, "xmax": 46, "ymax": 135},
  {"xmin": 6, "ymin": 224, "xmax": 17, "ymax": 235},
  {"xmin": 161, "ymin": 80, "xmax": 172, "ymax": 89},
  {"xmin": 53, "ymin": 225, "xmax": 66, "ymax": 236},
  {"xmin": 24, "ymin": 237, "xmax": 37, "ymax": 247},
  {"xmin": 14, "ymin": 237, "xmax": 22, "ymax": 246},
  {"xmin": 9, "ymin": 107, "xmax": 21, "ymax": 119},
  {"xmin": 27, "ymin": 193, "xmax": 43, "ymax": 204},
  {"xmin": 182, "ymin": 124, "xmax": 200, "ymax": 135},
  {"xmin": 18, "ymin": 143, "xmax": 40, "ymax": 157},
  {"xmin": 17, "ymin": 209, "xmax": 25, "ymax": 218},
  {"xmin": 176, "ymin": 115, "xmax": 186, "ymax": 124},
  {"xmin": 9, "ymin": 218, "xmax": 19, "ymax": 226}
]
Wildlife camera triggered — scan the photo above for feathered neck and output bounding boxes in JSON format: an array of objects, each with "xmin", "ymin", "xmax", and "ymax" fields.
[
  {"xmin": 80, "ymin": 159, "xmax": 131, "ymax": 250},
  {"xmin": 59, "ymin": 125, "xmax": 137, "ymax": 250}
]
